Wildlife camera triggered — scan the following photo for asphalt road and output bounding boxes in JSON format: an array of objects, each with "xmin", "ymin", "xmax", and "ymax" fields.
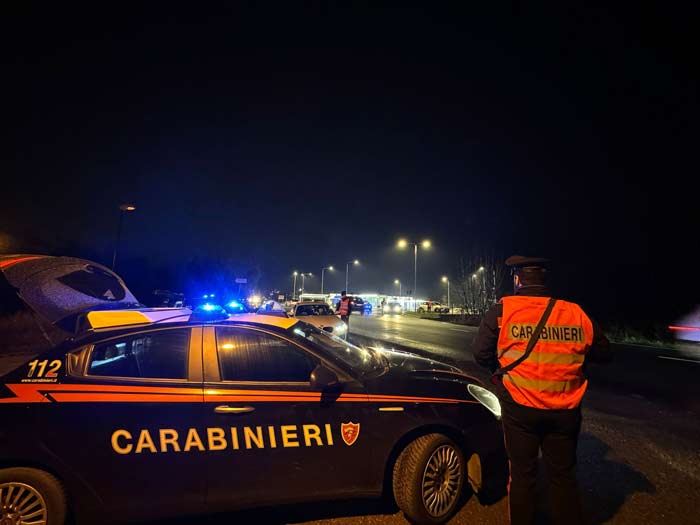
[{"xmin": 348, "ymin": 313, "xmax": 700, "ymax": 417}]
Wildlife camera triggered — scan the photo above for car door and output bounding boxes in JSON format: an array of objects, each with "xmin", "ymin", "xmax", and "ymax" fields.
[
  {"xmin": 201, "ymin": 324, "xmax": 374, "ymax": 512},
  {"xmin": 44, "ymin": 326, "xmax": 206, "ymax": 522}
]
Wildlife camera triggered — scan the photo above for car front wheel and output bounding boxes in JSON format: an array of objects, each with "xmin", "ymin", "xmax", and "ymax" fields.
[
  {"xmin": 0, "ymin": 468, "xmax": 66, "ymax": 525},
  {"xmin": 392, "ymin": 433, "xmax": 465, "ymax": 524}
]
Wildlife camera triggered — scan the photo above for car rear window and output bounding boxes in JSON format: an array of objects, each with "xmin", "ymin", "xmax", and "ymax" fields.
[
  {"xmin": 296, "ymin": 304, "xmax": 333, "ymax": 316},
  {"xmin": 57, "ymin": 265, "xmax": 126, "ymax": 301}
]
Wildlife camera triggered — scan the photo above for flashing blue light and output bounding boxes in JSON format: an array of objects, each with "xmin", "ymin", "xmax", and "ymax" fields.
[
  {"xmin": 191, "ymin": 302, "xmax": 229, "ymax": 322},
  {"xmin": 210, "ymin": 293, "xmax": 215, "ymax": 297},
  {"xmin": 228, "ymin": 300, "xmax": 240, "ymax": 308},
  {"xmin": 203, "ymin": 294, "xmax": 209, "ymax": 299}
]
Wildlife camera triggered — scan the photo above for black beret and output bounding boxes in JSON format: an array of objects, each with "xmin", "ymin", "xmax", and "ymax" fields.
[{"xmin": 505, "ymin": 255, "xmax": 551, "ymax": 268}]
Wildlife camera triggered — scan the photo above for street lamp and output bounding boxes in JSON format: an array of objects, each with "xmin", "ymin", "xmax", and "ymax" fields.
[
  {"xmin": 321, "ymin": 266, "xmax": 334, "ymax": 294},
  {"xmin": 442, "ymin": 276, "xmax": 450, "ymax": 312},
  {"xmin": 394, "ymin": 279, "xmax": 402, "ymax": 296},
  {"xmin": 112, "ymin": 203, "xmax": 136, "ymax": 270},
  {"xmin": 292, "ymin": 271, "xmax": 298, "ymax": 300},
  {"xmin": 478, "ymin": 266, "xmax": 486, "ymax": 304},
  {"xmin": 345, "ymin": 260, "xmax": 359, "ymax": 292},
  {"xmin": 397, "ymin": 239, "xmax": 431, "ymax": 303},
  {"xmin": 300, "ymin": 272, "xmax": 313, "ymax": 295}
]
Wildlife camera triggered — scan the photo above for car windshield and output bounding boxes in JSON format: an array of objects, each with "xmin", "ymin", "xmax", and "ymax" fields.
[
  {"xmin": 288, "ymin": 321, "xmax": 383, "ymax": 374},
  {"xmin": 295, "ymin": 304, "xmax": 333, "ymax": 316}
]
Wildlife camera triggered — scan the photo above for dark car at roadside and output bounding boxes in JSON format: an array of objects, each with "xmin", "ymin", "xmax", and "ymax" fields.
[
  {"xmin": 351, "ymin": 296, "xmax": 372, "ymax": 316},
  {"xmin": 0, "ymin": 254, "xmax": 507, "ymax": 525}
]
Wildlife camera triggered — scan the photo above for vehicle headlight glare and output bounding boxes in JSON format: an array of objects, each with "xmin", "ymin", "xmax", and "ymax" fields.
[{"xmin": 467, "ymin": 384, "xmax": 502, "ymax": 420}]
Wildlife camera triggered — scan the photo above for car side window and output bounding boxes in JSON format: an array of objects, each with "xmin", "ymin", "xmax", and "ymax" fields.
[
  {"xmin": 87, "ymin": 329, "xmax": 190, "ymax": 379},
  {"xmin": 215, "ymin": 327, "xmax": 318, "ymax": 382}
]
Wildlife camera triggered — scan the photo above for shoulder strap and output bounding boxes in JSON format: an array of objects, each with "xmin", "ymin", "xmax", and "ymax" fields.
[{"xmin": 493, "ymin": 297, "xmax": 557, "ymax": 377}]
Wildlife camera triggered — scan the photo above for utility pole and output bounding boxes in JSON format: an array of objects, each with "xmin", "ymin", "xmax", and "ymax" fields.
[
  {"xmin": 300, "ymin": 273, "xmax": 312, "ymax": 295},
  {"xmin": 442, "ymin": 276, "xmax": 450, "ymax": 311},
  {"xmin": 345, "ymin": 260, "xmax": 359, "ymax": 292},
  {"xmin": 321, "ymin": 266, "xmax": 334, "ymax": 294},
  {"xmin": 111, "ymin": 203, "xmax": 136, "ymax": 270},
  {"xmin": 397, "ymin": 239, "xmax": 431, "ymax": 311}
]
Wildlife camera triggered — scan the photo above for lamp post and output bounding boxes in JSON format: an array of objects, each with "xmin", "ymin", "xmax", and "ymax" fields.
[
  {"xmin": 111, "ymin": 203, "xmax": 136, "ymax": 271},
  {"xmin": 300, "ymin": 272, "xmax": 313, "ymax": 295},
  {"xmin": 478, "ymin": 266, "xmax": 486, "ymax": 306},
  {"xmin": 442, "ymin": 276, "xmax": 450, "ymax": 312},
  {"xmin": 345, "ymin": 260, "xmax": 359, "ymax": 292},
  {"xmin": 292, "ymin": 271, "xmax": 298, "ymax": 300},
  {"xmin": 321, "ymin": 266, "xmax": 334, "ymax": 294},
  {"xmin": 394, "ymin": 279, "xmax": 401, "ymax": 296},
  {"xmin": 397, "ymin": 239, "xmax": 431, "ymax": 307}
]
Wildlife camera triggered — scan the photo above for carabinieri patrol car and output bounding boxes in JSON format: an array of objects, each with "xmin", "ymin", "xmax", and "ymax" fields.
[{"xmin": 0, "ymin": 255, "xmax": 506, "ymax": 525}]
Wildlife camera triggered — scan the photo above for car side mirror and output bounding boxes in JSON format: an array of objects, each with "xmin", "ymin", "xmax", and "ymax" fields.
[{"xmin": 310, "ymin": 364, "xmax": 339, "ymax": 390}]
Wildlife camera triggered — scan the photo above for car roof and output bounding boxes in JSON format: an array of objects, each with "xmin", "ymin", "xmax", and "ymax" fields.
[
  {"xmin": 0, "ymin": 313, "xmax": 303, "ymax": 379},
  {"xmin": 226, "ymin": 313, "xmax": 299, "ymax": 329},
  {"xmin": 82, "ymin": 308, "xmax": 300, "ymax": 333}
]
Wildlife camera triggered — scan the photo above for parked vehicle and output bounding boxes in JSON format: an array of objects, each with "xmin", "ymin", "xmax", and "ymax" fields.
[
  {"xmin": 418, "ymin": 301, "xmax": 449, "ymax": 313},
  {"xmin": 288, "ymin": 300, "xmax": 348, "ymax": 338},
  {"xmin": 350, "ymin": 296, "xmax": 372, "ymax": 315},
  {"xmin": 0, "ymin": 254, "xmax": 507, "ymax": 525},
  {"xmin": 382, "ymin": 301, "xmax": 404, "ymax": 315}
]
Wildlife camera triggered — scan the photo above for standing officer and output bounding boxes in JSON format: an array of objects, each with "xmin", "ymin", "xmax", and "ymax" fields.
[
  {"xmin": 335, "ymin": 290, "xmax": 352, "ymax": 328},
  {"xmin": 471, "ymin": 255, "xmax": 611, "ymax": 525}
]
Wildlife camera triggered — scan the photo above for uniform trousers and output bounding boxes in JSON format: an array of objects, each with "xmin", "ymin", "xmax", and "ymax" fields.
[{"xmin": 501, "ymin": 400, "xmax": 583, "ymax": 525}]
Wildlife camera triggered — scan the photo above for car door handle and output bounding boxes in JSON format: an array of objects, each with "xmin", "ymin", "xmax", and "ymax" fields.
[{"xmin": 214, "ymin": 405, "xmax": 255, "ymax": 414}]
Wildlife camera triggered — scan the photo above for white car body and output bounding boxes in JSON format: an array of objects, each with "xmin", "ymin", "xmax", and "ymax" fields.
[
  {"xmin": 288, "ymin": 301, "xmax": 348, "ymax": 338},
  {"xmin": 382, "ymin": 302, "xmax": 405, "ymax": 315},
  {"xmin": 418, "ymin": 301, "xmax": 450, "ymax": 313}
]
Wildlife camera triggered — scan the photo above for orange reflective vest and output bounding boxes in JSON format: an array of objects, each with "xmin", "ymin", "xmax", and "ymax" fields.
[
  {"xmin": 496, "ymin": 296, "xmax": 594, "ymax": 409},
  {"xmin": 337, "ymin": 297, "xmax": 351, "ymax": 316}
]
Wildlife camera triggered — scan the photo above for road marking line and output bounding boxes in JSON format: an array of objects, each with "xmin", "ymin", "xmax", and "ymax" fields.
[{"xmin": 657, "ymin": 356, "xmax": 700, "ymax": 364}]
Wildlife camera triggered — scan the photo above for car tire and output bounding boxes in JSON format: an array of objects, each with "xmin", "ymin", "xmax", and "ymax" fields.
[
  {"xmin": 0, "ymin": 467, "xmax": 67, "ymax": 525},
  {"xmin": 392, "ymin": 433, "xmax": 465, "ymax": 524}
]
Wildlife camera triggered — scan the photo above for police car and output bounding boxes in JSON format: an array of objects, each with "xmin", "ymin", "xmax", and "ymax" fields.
[{"xmin": 0, "ymin": 255, "xmax": 506, "ymax": 525}]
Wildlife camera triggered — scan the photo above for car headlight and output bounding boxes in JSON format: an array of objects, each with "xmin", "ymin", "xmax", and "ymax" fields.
[
  {"xmin": 335, "ymin": 323, "xmax": 347, "ymax": 333},
  {"xmin": 467, "ymin": 384, "xmax": 502, "ymax": 420}
]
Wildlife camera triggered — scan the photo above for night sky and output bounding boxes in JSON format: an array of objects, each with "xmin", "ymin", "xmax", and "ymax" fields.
[{"xmin": 3, "ymin": 4, "xmax": 698, "ymax": 326}]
